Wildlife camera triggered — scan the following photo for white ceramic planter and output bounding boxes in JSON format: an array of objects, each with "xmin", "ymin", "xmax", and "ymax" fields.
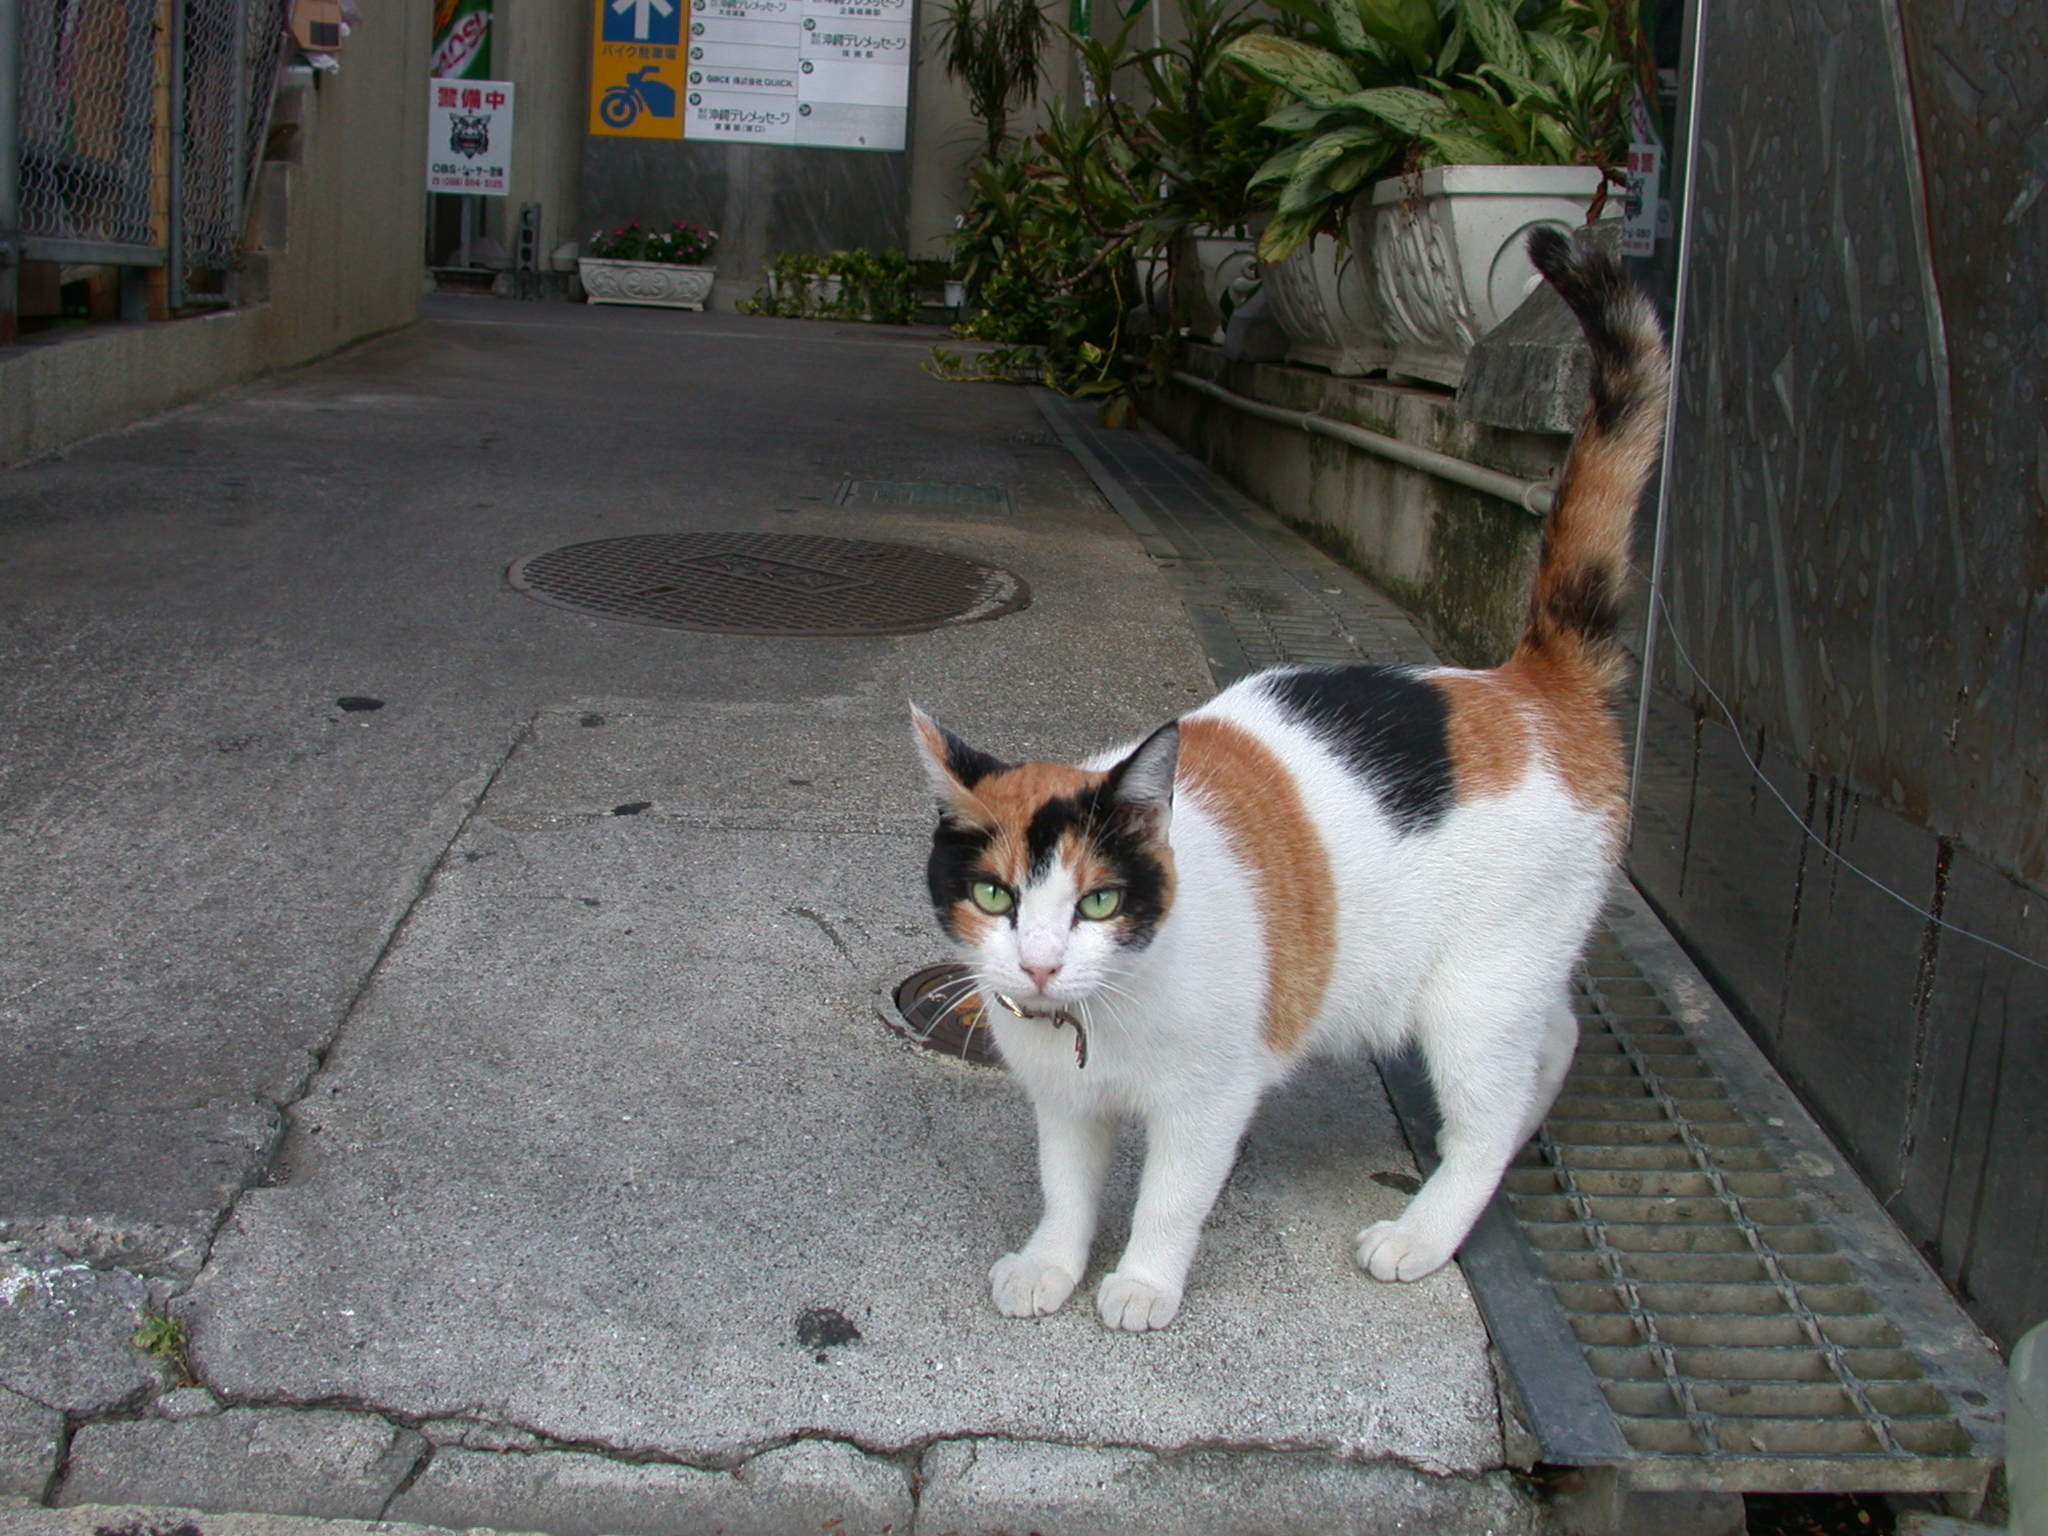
[
  {"xmin": 1190, "ymin": 231, "xmax": 1259, "ymax": 343},
  {"xmin": 579, "ymin": 257, "xmax": 715, "ymax": 311},
  {"xmin": 1264, "ymin": 233, "xmax": 1390, "ymax": 376},
  {"xmin": 1354, "ymin": 165, "xmax": 1613, "ymax": 386}
]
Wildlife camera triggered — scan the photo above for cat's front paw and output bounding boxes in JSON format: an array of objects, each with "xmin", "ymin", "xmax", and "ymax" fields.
[
  {"xmin": 990, "ymin": 1251, "xmax": 1079, "ymax": 1317},
  {"xmin": 1355, "ymin": 1217, "xmax": 1457, "ymax": 1282},
  {"xmin": 1096, "ymin": 1271, "xmax": 1182, "ymax": 1331}
]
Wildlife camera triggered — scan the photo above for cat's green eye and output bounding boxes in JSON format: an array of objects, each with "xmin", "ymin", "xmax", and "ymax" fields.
[
  {"xmin": 969, "ymin": 880, "xmax": 1015, "ymax": 916},
  {"xmin": 1077, "ymin": 888, "xmax": 1123, "ymax": 921}
]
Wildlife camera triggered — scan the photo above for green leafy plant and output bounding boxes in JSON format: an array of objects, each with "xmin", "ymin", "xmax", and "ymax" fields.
[
  {"xmin": 134, "ymin": 1312, "xmax": 194, "ymax": 1386},
  {"xmin": 742, "ymin": 249, "xmax": 916, "ymax": 323},
  {"xmin": 1225, "ymin": 0, "xmax": 1637, "ymax": 263},
  {"xmin": 934, "ymin": 95, "xmax": 1159, "ymax": 414},
  {"xmin": 584, "ymin": 220, "xmax": 719, "ymax": 265},
  {"xmin": 934, "ymin": 0, "xmax": 1051, "ymax": 160},
  {"xmin": 1120, "ymin": 0, "xmax": 1279, "ymax": 244}
]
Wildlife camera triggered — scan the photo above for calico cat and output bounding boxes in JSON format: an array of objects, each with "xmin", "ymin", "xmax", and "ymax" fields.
[{"xmin": 910, "ymin": 229, "xmax": 1669, "ymax": 1331}]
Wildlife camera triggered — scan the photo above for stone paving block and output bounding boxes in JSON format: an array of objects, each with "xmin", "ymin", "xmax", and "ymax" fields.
[
  {"xmin": 0, "ymin": 1250, "xmax": 156, "ymax": 1414},
  {"xmin": 914, "ymin": 1438, "xmax": 1542, "ymax": 1536},
  {"xmin": 388, "ymin": 1439, "xmax": 914, "ymax": 1536},
  {"xmin": 0, "ymin": 1384, "xmax": 62, "ymax": 1500},
  {"xmin": 59, "ymin": 1408, "xmax": 425, "ymax": 1520}
]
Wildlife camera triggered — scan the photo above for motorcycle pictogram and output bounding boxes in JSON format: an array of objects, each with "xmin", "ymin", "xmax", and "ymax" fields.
[{"xmin": 598, "ymin": 65, "xmax": 677, "ymax": 128}]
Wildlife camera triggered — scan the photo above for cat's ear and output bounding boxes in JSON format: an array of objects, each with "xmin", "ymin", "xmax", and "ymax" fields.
[
  {"xmin": 1105, "ymin": 721, "xmax": 1178, "ymax": 840},
  {"xmin": 910, "ymin": 704, "xmax": 1007, "ymax": 824}
]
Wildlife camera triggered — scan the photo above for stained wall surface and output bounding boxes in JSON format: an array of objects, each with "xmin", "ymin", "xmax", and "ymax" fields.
[{"xmin": 1628, "ymin": 0, "xmax": 2046, "ymax": 1346}]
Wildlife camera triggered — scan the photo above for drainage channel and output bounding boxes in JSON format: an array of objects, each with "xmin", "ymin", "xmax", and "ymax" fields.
[{"xmin": 1032, "ymin": 387, "xmax": 2005, "ymax": 1501}]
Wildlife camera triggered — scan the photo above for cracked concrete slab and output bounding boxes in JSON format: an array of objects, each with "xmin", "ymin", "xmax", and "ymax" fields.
[
  {"xmin": 0, "ymin": 1250, "xmax": 158, "ymax": 1414},
  {"xmin": 0, "ymin": 1508, "xmax": 539, "ymax": 1536},
  {"xmin": 4, "ymin": 306, "xmax": 1524, "ymax": 1531},
  {"xmin": 59, "ymin": 1408, "xmax": 426, "ymax": 1520},
  {"xmin": 388, "ymin": 1438, "xmax": 915, "ymax": 1536},
  {"xmin": 178, "ymin": 704, "xmax": 1504, "ymax": 1487},
  {"xmin": 915, "ymin": 1439, "xmax": 1543, "ymax": 1535}
]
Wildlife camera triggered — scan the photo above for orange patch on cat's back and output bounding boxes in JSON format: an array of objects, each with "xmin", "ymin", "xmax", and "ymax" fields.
[
  {"xmin": 1435, "ymin": 670, "xmax": 1530, "ymax": 801},
  {"xmin": 1178, "ymin": 716, "xmax": 1335, "ymax": 1055},
  {"xmin": 1502, "ymin": 648, "xmax": 1628, "ymax": 830},
  {"xmin": 1436, "ymin": 658, "xmax": 1626, "ymax": 835}
]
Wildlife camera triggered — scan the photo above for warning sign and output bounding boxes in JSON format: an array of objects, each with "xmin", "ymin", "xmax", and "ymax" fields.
[{"xmin": 428, "ymin": 78, "xmax": 515, "ymax": 195}]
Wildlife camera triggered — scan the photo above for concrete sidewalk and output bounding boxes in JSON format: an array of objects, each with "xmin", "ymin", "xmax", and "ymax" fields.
[{"xmin": 2, "ymin": 299, "xmax": 1536, "ymax": 1533}]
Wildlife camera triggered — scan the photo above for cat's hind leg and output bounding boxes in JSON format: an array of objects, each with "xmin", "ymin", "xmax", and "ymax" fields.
[
  {"xmin": 991, "ymin": 1099, "xmax": 1117, "ymax": 1317},
  {"xmin": 1356, "ymin": 974, "xmax": 1569, "ymax": 1283}
]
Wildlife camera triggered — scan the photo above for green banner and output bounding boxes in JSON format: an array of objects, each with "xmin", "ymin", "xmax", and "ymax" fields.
[{"xmin": 432, "ymin": 0, "xmax": 492, "ymax": 77}]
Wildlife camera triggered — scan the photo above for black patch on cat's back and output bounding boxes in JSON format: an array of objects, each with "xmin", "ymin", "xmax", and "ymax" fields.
[{"xmin": 1262, "ymin": 665, "xmax": 1453, "ymax": 833}]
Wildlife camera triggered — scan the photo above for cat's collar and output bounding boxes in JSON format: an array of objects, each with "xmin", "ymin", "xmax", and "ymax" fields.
[{"xmin": 991, "ymin": 993, "xmax": 1089, "ymax": 1069}]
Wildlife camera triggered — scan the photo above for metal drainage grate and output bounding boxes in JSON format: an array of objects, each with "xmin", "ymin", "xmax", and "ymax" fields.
[
  {"xmin": 1383, "ymin": 912, "xmax": 2002, "ymax": 1499},
  {"xmin": 507, "ymin": 533, "xmax": 1028, "ymax": 636},
  {"xmin": 888, "ymin": 963, "xmax": 999, "ymax": 1067}
]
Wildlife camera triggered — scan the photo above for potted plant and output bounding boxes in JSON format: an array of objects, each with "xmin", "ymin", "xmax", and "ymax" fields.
[
  {"xmin": 1227, "ymin": 0, "xmax": 1636, "ymax": 383},
  {"xmin": 578, "ymin": 221, "xmax": 720, "ymax": 311},
  {"xmin": 1119, "ymin": 0, "xmax": 1278, "ymax": 342}
]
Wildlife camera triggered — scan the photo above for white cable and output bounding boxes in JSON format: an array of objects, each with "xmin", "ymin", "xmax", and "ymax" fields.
[{"xmin": 1645, "ymin": 585, "xmax": 2046, "ymax": 977}]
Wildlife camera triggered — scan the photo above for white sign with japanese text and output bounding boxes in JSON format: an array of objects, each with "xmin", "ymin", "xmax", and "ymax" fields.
[
  {"xmin": 428, "ymin": 78, "xmax": 516, "ymax": 195},
  {"xmin": 683, "ymin": 0, "xmax": 908, "ymax": 150}
]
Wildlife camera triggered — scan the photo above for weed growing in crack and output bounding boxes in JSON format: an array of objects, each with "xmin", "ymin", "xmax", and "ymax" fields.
[{"xmin": 132, "ymin": 1313, "xmax": 195, "ymax": 1386}]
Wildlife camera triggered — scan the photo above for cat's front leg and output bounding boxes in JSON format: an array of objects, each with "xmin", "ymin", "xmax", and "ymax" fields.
[
  {"xmin": 991, "ymin": 1099, "xmax": 1116, "ymax": 1318},
  {"xmin": 1097, "ymin": 1095, "xmax": 1256, "ymax": 1331}
]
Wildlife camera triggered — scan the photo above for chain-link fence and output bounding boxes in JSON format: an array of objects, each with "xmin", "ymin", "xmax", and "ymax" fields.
[
  {"xmin": 6, "ymin": 0, "xmax": 291, "ymax": 308},
  {"xmin": 177, "ymin": 0, "xmax": 291, "ymax": 281}
]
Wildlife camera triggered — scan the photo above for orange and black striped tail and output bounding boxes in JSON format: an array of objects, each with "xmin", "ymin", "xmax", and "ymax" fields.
[{"xmin": 1519, "ymin": 227, "xmax": 1670, "ymax": 686}]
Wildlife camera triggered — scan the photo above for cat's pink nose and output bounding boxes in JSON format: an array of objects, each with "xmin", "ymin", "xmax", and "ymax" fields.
[{"xmin": 1023, "ymin": 963, "xmax": 1059, "ymax": 994}]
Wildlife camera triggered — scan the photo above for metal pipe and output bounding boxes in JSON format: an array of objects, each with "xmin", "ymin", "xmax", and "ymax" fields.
[
  {"xmin": 168, "ymin": 0, "xmax": 188, "ymax": 309},
  {"xmin": 1629, "ymin": 0, "xmax": 1710, "ymax": 822},
  {"xmin": 1, "ymin": 0, "xmax": 21, "ymax": 344},
  {"xmin": 1167, "ymin": 368, "xmax": 1557, "ymax": 517}
]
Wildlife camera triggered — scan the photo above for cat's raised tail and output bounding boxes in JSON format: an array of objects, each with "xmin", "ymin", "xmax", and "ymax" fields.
[{"xmin": 1520, "ymin": 227, "xmax": 1670, "ymax": 694}]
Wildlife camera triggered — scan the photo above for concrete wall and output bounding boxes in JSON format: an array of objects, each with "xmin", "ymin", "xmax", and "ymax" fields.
[
  {"xmin": 1147, "ymin": 348, "xmax": 1566, "ymax": 669},
  {"xmin": 453, "ymin": 0, "xmax": 588, "ymax": 271},
  {"xmin": 0, "ymin": 1, "xmax": 433, "ymax": 466}
]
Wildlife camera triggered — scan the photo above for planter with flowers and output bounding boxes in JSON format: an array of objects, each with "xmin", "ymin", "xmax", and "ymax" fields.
[{"xmin": 578, "ymin": 221, "xmax": 719, "ymax": 310}]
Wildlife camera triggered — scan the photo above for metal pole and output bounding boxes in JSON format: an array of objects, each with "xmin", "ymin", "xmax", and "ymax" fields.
[
  {"xmin": 1627, "ymin": 0, "xmax": 1709, "ymax": 823},
  {"xmin": 167, "ymin": 0, "xmax": 188, "ymax": 309},
  {"xmin": 1, "ymin": 0, "xmax": 22, "ymax": 344},
  {"xmin": 224, "ymin": 0, "xmax": 248, "ymax": 303}
]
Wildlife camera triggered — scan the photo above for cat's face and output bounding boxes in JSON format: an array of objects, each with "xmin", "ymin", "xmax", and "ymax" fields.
[{"xmin": 911, "ymin": 708, "xmax": 1178, "ymax": 1013}]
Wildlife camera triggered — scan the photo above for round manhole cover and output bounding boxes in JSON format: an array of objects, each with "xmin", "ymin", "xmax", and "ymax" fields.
[
  {"xmin": 507, "ymin": 532, "xmax": 1029, "ymax": 636},
  {"xmin": 889, "ymin": 963, "xmax": 999, "ymax": 1067}
]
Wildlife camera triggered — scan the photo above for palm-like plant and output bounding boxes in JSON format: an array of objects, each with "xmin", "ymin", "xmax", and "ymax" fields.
[{"xmin": 935, "ymin": 0, "xmax": 1053, "ymax": 161}]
